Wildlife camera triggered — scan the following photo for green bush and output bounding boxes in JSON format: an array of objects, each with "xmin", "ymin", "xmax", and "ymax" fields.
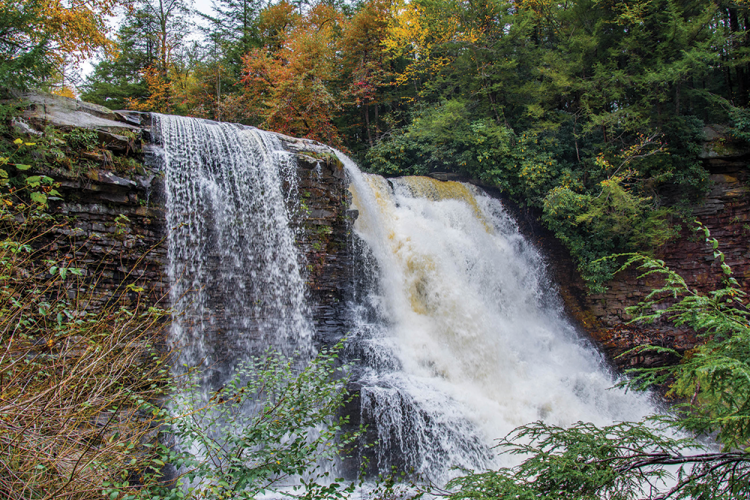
[
  {"xmin": 542, "ymin": 175, "xmax": 677, "ymax": 292},
  {"xmin": 729, "ymin": 105, "xmax": 750, "ymax": 144},
  {"xmin": 115, "ymin": 342, "xmax": 364, "ymax": 500},
  {"xmin": 365, "ymin": 100, "xmax": 565, "ymax": 206}
]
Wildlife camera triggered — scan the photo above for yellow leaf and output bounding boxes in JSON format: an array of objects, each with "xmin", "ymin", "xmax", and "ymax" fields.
[{"xmin": 13, "ymin": 139, "xmax": 22, "ymax": 145}]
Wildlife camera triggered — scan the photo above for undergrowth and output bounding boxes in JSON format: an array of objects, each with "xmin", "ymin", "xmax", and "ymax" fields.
[{"xmin": 0, "ymin": 131, "xmax": 171, "ymax": 499}]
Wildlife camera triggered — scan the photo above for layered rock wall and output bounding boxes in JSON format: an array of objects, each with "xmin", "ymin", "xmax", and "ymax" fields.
[
  {"xmin": 13, "ymin": 93, "xmax": 354, "ymax": 345},
  {"xmin": 554, "ymin": 138, "xmax": 750, "ymax": 371}
]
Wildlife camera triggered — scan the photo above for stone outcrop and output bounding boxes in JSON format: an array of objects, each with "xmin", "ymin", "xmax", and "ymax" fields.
[
  {"xmin": 7, "ymin": 95, "xmax": 167, "ymax": 310},
  {"xmin": 554, "ymin": 133, "xmax": 750, "ymax": 372}
]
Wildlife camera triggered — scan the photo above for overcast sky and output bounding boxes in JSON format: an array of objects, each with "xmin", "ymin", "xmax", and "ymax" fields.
[{"xmin": 194, "ymin": 0, "xmax": 215, "ymax": 17}]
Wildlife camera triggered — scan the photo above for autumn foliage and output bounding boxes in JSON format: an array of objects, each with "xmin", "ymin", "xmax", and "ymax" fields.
[
  {"xmin": 241, "ymin": 3, "xmax": 344, "ymax": 145},
  {"xmin": 0, "ymin": 0, "xmax": 124, "ymax": 92}
]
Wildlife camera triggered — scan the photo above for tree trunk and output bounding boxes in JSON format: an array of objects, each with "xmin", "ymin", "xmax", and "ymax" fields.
[
  {"xmin": 364, "ymin": 104, "xmax": 373, "ymax": 147},
  {"xmin": 374, "ymin": 104, "xmax": 379, "ymax": 142},
  {"xmin": 729, "ymin": 7, "xmax": 747, "ymax": 105}
]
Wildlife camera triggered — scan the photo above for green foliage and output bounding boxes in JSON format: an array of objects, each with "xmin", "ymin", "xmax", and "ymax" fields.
[
  {"xmin": 64, "ymin": 128, "xmax": 100, "ymax": 151},
  {"xmin": 542, "ymin": 158, "xmax": 678, "ymax": 292},
  {"xmin": 366, "ymin": 100, "xmax": 564, "ymax": 205},
  {"xmin": 447, "ymin": 420, "xmax": 680, "ymax": 500},
  {"xmin": 0, "ymin": 1, "xmax": 52, "ymax": 89},
  {"xmin": 729, "ymin": 105, "xmax": 750, "ymax": 143},
  {"xmin": 616, "ymin": 223, "xmax": 750, "ymax": 449},
  {"xmin": 447, "ymin": 419, "xmax": 749, "ymax": 500},
  {"xmin": 0, "ymin": 137, "xmax": 63, "ymax": 208},
  {"xmin": 110, "ymin": 342, "xmax": 362, "ymax": 500}
]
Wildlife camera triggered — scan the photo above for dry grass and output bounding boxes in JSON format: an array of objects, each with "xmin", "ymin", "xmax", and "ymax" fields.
[{"xmin": 0, "ymin": 204, "xmax": 170, "ymax": 499}]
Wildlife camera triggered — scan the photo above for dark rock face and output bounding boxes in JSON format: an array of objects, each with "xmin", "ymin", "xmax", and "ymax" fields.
[
  {"xmin": 12, "ymin": 95, "xmax": 167, "ymax": 310},
  {"xmin": 292, "ymin": 152, "xmax": 355, "ymax": 346}
]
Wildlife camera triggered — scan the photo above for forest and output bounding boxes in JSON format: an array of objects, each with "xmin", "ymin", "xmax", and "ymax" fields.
[
  {"xmin": 1, "ymin": 0, "xmax": 750, "ymax": 499},
  {"xmin": 3, "ymin": 0, "xmax": 750, "ymax": 286}
]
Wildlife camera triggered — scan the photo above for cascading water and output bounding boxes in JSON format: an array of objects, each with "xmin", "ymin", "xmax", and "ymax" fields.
[
  {"xmin": 154, "ymin": 112, "xmax": 658, "ymax": 488},
  {"xmin": 156, "ymin": 114, "xmax": 314, "ymax": 395},
  {"xmin": 337, "ymin": 152, "xmax": 658, "ymax": 482}
]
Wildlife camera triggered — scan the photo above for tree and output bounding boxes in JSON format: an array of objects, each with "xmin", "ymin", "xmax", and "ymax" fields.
[
  {"xmin": 339, "ymin": 0, "xmax": 392, "ymax": 148},
  {"xmin": 81, "ymin": 7, "xmax": 160, "ymax": 109},
  {"xmin": 0, "ymin": 0, "xmax": 122, "ymax": 90},
  {"xmin": 0, "ymin": 1, "xmax": 52, "ymax": 90},
  {"xmin": 202, "ymin": 0, "xmax": 264, "ymax": 77},
  {"xmin": 241, "ymin": 2, "xmax": 344, "ymax": 145},
  {"xmin": 91, "ymin": 0, "xmax": 194, "ymax": 113}
]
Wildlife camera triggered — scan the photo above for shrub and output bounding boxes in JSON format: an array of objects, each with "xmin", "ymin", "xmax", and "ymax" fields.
[
  {"xmin": 0, "ymin": 139, "xmax": 170, "ymax": 499},
  {"xmin": 112, "ymin": 342, "xmax": 364, "ymax": 500}
]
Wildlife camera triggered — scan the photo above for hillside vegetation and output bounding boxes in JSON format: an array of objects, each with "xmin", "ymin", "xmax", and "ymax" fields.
[
  {"xmin": 1, "ymin": 0, "xmax": 750, "ymax": 498},
  {"xmin": 5, "ymin": 0, "xmax": 750, "ymax": 288}
]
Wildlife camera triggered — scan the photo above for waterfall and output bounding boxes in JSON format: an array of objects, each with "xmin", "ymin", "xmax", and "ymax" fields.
[
  {"xmin": 154, "ymin": 113, "xmax": 657, "ymax": 488},
  {"xmin": 337, "ymin": 152, "xmax": 657, "ymax": 482},
  {"xmin": 156, "ymin": 114, "xmax": 314, "ymax": 394}
]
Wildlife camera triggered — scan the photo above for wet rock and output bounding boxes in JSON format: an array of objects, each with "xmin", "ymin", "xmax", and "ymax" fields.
[
  {"xmin": 85, "ymin": 169, "xmax": 137, "ymax": 189},
  {"xmin": 699, "ymin": 124, "xmax": 750, "ymax": 159},
  {"xmin": 114, "ymin": 110, "xmax": 151, "ymax": 128},
  {"xmin": 11, "ymin": 117, "xmax": 43, "ymax": 136},
  {"xmin": 429, "ymin": 172, "xmax": 462, "ymax": 181}
]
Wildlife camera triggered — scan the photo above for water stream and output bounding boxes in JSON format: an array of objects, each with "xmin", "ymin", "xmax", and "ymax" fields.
[
  {"xmin": 155, "ymin": 114, "xmax": 657, "ymax": 486},
  {"xmin": 156, "ymin": 114, "xmax": 313, "ymax": 396},
  {"xmin": 338, "ymin": 153, "xmax": 656, "ymax": 482}
]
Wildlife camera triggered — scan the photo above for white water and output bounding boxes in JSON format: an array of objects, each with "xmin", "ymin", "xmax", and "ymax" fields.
[
  {"xmin": 338, "ymin": 152, "xmax": 657, "ymax": 482},
  {"xmin": 157, "ymin": 114, "xmax": 313, "ymax": 394}
]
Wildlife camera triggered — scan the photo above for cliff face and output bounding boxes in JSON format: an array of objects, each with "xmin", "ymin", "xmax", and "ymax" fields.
[
  {"xmin": 13, "ymin": 93, "xmax": 354, "ymax": 345},
  {"xmin": 15, "ymin": 93, "xmax": 169, "ymax": 310},
  {"xmin": 551, "ymin": 131, "xmax": 750, "ymax": 372}
]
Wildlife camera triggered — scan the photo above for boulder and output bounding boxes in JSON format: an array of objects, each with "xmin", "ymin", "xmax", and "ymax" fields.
[
  {"xmin": 700, "ymin": 124, "xmax": 750, "ymax": 159},
  {"xmin": 18, "ymin": 92, "xmax": 141, "ymax": 136}
]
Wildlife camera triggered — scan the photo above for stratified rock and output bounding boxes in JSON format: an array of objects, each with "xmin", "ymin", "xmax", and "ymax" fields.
[
  {"xmin": 700, "ymin": 125, "xmax": 750, "ymax": 159},
  {"xmin": 12, "ymin": 92, "xmax": 356, "ymax": 349}
]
